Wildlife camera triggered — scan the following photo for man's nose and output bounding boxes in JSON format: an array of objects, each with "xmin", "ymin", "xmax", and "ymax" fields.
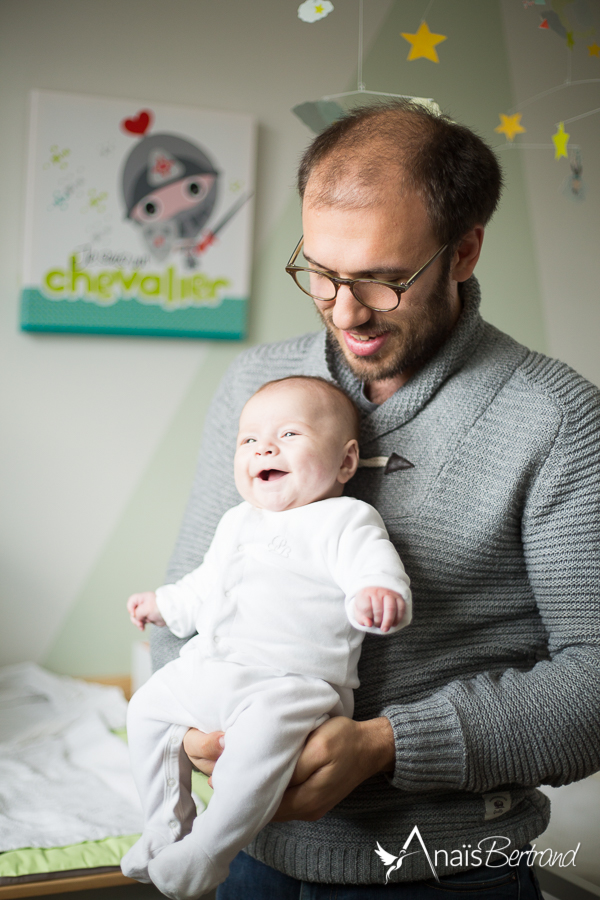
[{"xmin": 330, "ymin": 284, "xmax": 373, "ymax": 331}]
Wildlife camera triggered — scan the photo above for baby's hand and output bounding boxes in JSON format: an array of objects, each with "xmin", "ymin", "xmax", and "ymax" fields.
[
  {"xmin": 127, "ymin": 591, "xmax": 166, "ymax": 631},
  {"xmin": 353, "ymin": 587, "xmax": 406, "ymax": 633}
]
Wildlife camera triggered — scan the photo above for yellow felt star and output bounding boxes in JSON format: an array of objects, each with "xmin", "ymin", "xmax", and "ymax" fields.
[
  {"xmin": 401, "ymin": 21, "xmax": 447, "ymax": 63},
  {"xmin": 494, "ymin": 113, "xmax": 526, "ymax": 142},
  {"xmin": 552, "ymin": 122, "xmax": 570, "ymax": 160},
  {"xmin": 588, "ymin": 42, "xmax": 600, "ymax": 57}
]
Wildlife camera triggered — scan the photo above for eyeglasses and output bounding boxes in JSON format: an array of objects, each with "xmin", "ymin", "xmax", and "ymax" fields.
[{"xmin": 285, "ymin": 237, "xmax": 448, "ymax": 312}]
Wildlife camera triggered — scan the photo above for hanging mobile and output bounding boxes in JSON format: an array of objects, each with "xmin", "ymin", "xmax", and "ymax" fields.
[{"xmin": 292, "ymin": 0, "xmax": 440, "ymax": 133}]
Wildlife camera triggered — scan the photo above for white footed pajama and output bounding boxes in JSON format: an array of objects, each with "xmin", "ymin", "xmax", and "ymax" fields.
[
  {"xmin": 122, "ymin": 497, "xmax": 411, "ymax": 899},
  {"xmin": 121, "ymin": 655, "xmax": 341, "ymax": 898}
]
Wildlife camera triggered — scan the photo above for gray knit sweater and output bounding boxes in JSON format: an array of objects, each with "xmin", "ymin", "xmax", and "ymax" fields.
[{"xmin": 151, "ymin": 276, "xmax": 600, "ymax": 884}]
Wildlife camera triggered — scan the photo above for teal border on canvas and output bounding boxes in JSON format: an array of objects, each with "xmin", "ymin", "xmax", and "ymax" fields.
[{"xmin": 20, "ymin": 289, "xmax": 247, "ymax": 340}]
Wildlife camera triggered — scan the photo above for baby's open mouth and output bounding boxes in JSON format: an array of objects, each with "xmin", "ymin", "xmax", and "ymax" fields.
[{"xmin": 258, "ymin": 469, "xmax": 287, "ymax": 482}]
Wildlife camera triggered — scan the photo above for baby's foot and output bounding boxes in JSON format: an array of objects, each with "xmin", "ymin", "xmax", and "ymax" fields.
[
  {"xmin": 120, "ymin": 830, "xmax": 171, "ymax": 883},
  {"xmin": 148, "ymin": 837, "xmax": 223, "ymax": 899}
]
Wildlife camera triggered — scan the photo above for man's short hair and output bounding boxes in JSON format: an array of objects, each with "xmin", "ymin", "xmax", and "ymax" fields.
[
  {"xmin": 297, "ymin": 100, "xmax": 503, "ymax": 247},
  {"xmin": 255, "ymin": 376, "xmax": 361, "ymax": 443}
]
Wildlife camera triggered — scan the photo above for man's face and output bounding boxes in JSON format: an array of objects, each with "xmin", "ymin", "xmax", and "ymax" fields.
[{"xmin": 302, "ymin": 189, "xmax": 459, "ymax": 385}]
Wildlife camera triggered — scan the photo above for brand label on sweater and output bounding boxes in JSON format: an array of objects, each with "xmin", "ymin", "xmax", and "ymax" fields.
[{"xmin": 483, "ymin": 791, "xmax": 512, "ymax": 820}]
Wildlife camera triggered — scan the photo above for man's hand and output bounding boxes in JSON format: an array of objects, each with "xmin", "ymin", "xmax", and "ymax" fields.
[
  {"xmin": 273, "ymin": 716, "xmax": 394, "ymax": 821},
  {"xmin": 127, "ymin": 591, "xmax": 166, "ymax": 631},
  {"xmin": 353, "ymin": 587, "xmax": 406, "ymax": 632},
  {"xmin": 183, "ymin": 716, "xmax": 395, "ymax": 821},
  {"xmin": 183, "ymin": 728, "xmax": 225, "ymax": 783}
]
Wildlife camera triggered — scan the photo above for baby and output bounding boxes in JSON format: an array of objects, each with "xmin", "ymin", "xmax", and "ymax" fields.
[{"xmin": 121, "ymin": 375, "xmax": 411, "ymax": 899}]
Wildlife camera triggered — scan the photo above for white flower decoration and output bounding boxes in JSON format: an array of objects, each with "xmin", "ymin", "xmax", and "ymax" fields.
[{"xmin": 298, "ymin": 0, "xmax": 334, "ymax": 23}]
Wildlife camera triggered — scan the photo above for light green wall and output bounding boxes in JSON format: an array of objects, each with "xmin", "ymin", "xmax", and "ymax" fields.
[
  {"xmin": 44, "ymin": 342, "xmax": 239, "ymax": 675},
  {"xmin": 44, "ymin": 0, "xmax": 547, "ymax": 676}
]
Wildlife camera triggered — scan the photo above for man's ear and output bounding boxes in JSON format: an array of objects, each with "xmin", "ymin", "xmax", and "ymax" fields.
[
  {"xmin": 338, "ymin": 439, "xmax": 359, "ymax": 484},
  {"xmin": 450, "ymin": 226, "xmax": 485, "ymax": 283}
]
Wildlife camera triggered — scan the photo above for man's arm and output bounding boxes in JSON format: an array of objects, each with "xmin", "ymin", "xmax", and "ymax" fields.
[
  {"xmin": 272, "ymin": 716, "xmax": 395, "ymax": 821},
  {"xmin": 183, "ymin": 715, "xmax": 396, "ymax": 822},
  {"xmin": 380, "ymin": 383, "xmax": 600, "ymax": 796}
]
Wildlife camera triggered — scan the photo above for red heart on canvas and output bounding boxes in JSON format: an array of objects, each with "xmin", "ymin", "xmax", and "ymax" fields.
[{"xmin": 121, "ymin": 110, "xmax": 153, "ymax": 136}]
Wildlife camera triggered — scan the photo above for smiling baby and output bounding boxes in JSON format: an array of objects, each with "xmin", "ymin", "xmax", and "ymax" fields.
[{"xmin": 121, "ymin": 376, "xmax": 411, "ymax": 899}]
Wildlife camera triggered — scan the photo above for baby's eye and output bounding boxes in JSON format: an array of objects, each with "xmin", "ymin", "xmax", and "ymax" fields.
[
  {"xmin": 242, "ymin": 437, "xmax": 256, "ymax": 444},
  {"xmin": 282, "ymin": 431, "xmax": 297, "ymax": 438}
]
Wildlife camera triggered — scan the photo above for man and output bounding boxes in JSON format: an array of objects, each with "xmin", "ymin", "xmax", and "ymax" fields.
[{"xmin": 151, "ymin": 102, "xmax": 600, "ymax": 898}]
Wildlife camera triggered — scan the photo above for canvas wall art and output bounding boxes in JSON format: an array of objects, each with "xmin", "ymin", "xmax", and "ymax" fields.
[{"xmin": 21, "ymin": 90, "xmax": 256, "ymax": 339}]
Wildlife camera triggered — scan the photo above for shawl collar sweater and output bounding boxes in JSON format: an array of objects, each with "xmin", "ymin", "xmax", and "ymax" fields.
[{"xmin": 153, "ymin": 276, "xmax": 600, "ymax": 884}]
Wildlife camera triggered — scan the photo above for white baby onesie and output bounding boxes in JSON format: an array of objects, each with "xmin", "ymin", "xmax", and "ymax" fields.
[{"xmin": 121, "ymin": 496, "xmax": 411, "ymax": 900}]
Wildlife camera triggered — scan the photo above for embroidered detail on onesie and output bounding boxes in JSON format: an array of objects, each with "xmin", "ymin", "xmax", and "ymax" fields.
[
  {"xmin": 267, "ymin": 536, "xmax": 291, "ymax": 558},
  {"xmin": 482, "ymin": 791, "xmax": 512, "ymax": 820}
]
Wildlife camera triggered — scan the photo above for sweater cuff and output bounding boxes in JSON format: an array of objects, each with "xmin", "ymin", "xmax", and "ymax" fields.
[{"xmin": 382, "ymin": 692, "xmax": 466, "ymax": 792}]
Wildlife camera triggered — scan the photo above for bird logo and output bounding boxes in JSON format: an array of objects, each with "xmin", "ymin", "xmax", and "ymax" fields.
[
  {"xmin": 374, "ymin": 843, "xmax": 420, "ymax": 883},
  {"xmin": 374, "ymin": 826, "xmax": 440, "ymax": 882}
]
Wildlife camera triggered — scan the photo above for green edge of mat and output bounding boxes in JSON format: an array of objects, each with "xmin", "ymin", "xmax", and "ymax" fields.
[{"xmin": 0, "ymin": 753, "xmax": 212, "ymax": 878}]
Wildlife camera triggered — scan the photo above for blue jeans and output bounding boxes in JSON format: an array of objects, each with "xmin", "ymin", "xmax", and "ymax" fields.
[{"xmin": 216, "ymin": 849, "xmax": 545, "ymax": 899}]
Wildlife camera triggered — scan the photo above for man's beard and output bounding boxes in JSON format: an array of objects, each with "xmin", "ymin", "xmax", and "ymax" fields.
[{"xmin": 318, "ymin": 256, "xmax": 457, "ymax": 383}]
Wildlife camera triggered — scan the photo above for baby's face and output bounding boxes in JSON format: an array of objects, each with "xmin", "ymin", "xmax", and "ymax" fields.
[{"xmin": 234, "ymin": 382, "xmax": 356, "ymax": 512}]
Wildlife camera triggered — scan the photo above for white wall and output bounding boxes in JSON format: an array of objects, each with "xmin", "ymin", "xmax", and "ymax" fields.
[{"xmin": 501, "ymin": 0, "xmax": 600, "ymax": 387}]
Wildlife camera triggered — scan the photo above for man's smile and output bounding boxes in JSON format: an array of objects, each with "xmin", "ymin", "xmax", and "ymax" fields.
[{"xmin": 342, "ymin": 330, "xmax": 390, "ymax": 358}]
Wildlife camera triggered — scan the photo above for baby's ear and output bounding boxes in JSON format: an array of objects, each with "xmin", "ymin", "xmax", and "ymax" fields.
[{"xmin": 338, "ymin": 439, "xmax": 359, "ymax": 484}]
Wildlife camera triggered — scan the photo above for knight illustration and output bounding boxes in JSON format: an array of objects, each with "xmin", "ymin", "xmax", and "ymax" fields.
[
  {"xmin": 120, "ymin": 111, "xmax": 220, "ymax": 267},
  {"xmin": 120, "ymin": 110, "xmax": 252, "ymax": 268}
]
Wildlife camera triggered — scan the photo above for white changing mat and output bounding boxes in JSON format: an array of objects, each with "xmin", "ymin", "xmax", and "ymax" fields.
[{"xmin": 0, "ymin": 662, "xmax": 143, "ymax": 852}]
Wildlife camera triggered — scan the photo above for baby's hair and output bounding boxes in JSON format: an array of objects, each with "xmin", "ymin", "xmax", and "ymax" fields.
[{"xmin": 253, "ymin": 375, "xmax": 361, "ymax": 443}]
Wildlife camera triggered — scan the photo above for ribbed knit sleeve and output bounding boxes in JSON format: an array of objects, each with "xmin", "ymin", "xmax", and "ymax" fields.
[{"xmin": 383, "ymin": 359, "xmax": 600, "ymax": 794}]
